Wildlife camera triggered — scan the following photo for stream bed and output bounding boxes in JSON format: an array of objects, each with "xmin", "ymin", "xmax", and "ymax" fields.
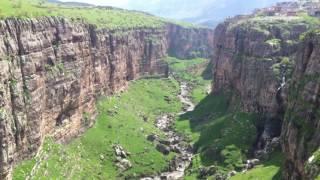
[{"xmin": 141, "ymin": 82, "xmax": 195, "ymax": 180}]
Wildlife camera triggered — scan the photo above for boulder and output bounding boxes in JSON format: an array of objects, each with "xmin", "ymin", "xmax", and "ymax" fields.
[
  {"xmin": 164, "ymin": 96, "xmax": 171, "ymax": 102},
  {"xmin": 198, "ymin": 165, "xmax": 217, "ymax": 178},
  {"xmin": 156, "ymin": 143, "xmax": 170, "ymax": 155},
  {"xmin": 99, "ymin": 154, "xmax": 105, "ymax": 160},
  {"xmin": 170, "ymin": 145, "xmax": 182, "ymax": 154},
  {"xmin": 159, "ymin": 139, "xmax": 171, "ymax": 146},
  {"xmin": 142, "ymin": 115, "xmax": 148, "ymax": 122},
  {"xmin": 116, "ymin": 159, "xmax": 132, "ymax": 171},
  {"xmin": 247, "ymin": 159, "xmax": 260, "ymax": 166},
  {"xmin": 147, "ymin": 134, "xmax": 158, "ymax": 142},
  {"xmin": 229, "ymin": 170, "xmax": 237, "ymax": 176},
  {"xmin": 113, "ymin": 144, "xmax": 128, "ymax": 158}
]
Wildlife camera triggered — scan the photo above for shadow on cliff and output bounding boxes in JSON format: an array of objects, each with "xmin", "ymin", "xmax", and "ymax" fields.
[
  {"xmin": 177, "ymin": 93, "xmax": 234, "ymax": 166},
  {"xmin": 179, "ymin": 93, "xmax": 229, "ymax": 130},
  {"xmin": 201, "ymin": 60, "xmax": 213, "ymax": 80},
  {"xmin": 177, "ymin": 93, "xmax": 284, "ymax": 177}
]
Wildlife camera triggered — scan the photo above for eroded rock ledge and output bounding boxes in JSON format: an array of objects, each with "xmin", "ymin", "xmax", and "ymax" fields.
[{"xmin": 0, "ymin": 17, "xmax": 214, "ymax": 179}]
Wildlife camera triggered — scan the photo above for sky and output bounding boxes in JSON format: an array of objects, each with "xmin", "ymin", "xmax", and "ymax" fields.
[{"xmin": 59, "ymin": 0, "xmax": 287, "ymax": 24}]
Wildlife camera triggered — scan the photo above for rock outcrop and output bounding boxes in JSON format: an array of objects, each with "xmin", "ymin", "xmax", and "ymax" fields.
[
  {"xmin": 213, "ymin": 15, "xmax": 311, "ymax": 113},
  {"xmin": 281, "ymin": 31, "xmax": 320, "ymax": 180},
  {"xmin": 212, "ymin": 15, "xmax": 312, "ymax": 153},
  {"xmin": 0, "ymin": 17, "xmax": 214, "ymax": 179}
]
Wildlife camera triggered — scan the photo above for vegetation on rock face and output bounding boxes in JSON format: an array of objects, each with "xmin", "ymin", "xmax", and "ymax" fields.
[
  {"xmin": 266, "ymin": 38, "xmax": 281, "ymax": 47},
  {"xmin": 231, "ymin": 151, "xmax": 284, "ymax": 180},
  {"xmin": 305, "ymin": 148, "xmax": 320, "ymax": 178},
  {"xmin": 230, "ymin": 14, "xmax": 320, "ymax": 38},
  {"xmin": 313, "ymin": 149, "xmax": 320, "ymax": 166},
  {"xmin": 271, "ymin": 56, "xmax": 295, "ymax": 80},
  {"xmin": 14, "ymin": 78, "xmax": 182, "ymax": 179}
]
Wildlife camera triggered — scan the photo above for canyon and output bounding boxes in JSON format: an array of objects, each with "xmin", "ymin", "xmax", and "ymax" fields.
[
  {"xmin": 0, "ymin": 1, "xmax": 319, "ymax": 180},
  {"xmin": 0, "ymin": 17, "xmax": 214, "ymax": 179}
]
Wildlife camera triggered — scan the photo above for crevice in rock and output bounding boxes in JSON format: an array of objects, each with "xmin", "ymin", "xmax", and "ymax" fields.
[
  {"xmin": 107, "ymin": 34, "xmax": 116, "ymax": 91},
  {"xmin": 8, "ymin": 68, "xmax": 21, "ymax": 150},
  {"xmin": 89, "ymin": 25, "xmax": 97, "ymax": 47},
  {"xmin": 303, "ymin": 42, "xmax": 314, "ymax": 72},
  {"xmin": 126, "ymin": 53, "xmax": 134, "ymax": 81},
  {"xmin": 10, "ymin": 20, "xmax": 28, "ymax": 151}
]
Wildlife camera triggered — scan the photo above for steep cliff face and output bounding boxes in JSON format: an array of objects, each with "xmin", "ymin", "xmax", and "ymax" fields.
[
  {"xmin": 167, "ymin": 24, "xmax": 214, "ymax": 59},
  {"xmin": 212, "ymin": 14, "xmax": 320, "ymax": 179},
  {"xmin": 213, "ymin": 16, "xmax": 309, "ymax": 113},
  {"xmin": 212, "ymin": 16, "xmax": 313, "ymax": 155},
  {"xmin": 281, "ymin": 31, "xmax": 320, "ymax": 180},
  {"xmin": 0, "ymin": 17, "xmax": 214, "ymax": 179}
]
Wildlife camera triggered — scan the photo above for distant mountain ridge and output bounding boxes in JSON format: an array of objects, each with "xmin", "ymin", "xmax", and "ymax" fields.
[
  {"xmin": 134, "ymin": 0, "xmax": 285, "ymax": 27},
  {"xmin": 48, "ymin": 0, "xmax": 94, "ymax": 7},
  {"xmin": 56, "ymin": 0, "xmax": 286, "ymax": 27}
]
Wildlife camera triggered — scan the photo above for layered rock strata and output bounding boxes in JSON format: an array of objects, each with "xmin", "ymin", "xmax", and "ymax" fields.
[
  {"xmin": 213, "ymin": 16, "xmax": 311, "ymax": 151},
  {"xmin": 0, "ymin": 17, "xmax": 214, "ymax": 179},
  {"xmin": 212, "ymin": 15, "xmax": 319, "ymax": 179}
]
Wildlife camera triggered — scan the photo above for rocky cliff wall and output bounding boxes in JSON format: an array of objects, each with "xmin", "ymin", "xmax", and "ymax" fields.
[
  {"xmin": 167, "ymin": 23, "xmax": 214, "ymax": 59},
  {"xmin": 0, "ymin": 17, "xmax": 214, "ymax": 179},
  {"xmin": 212, "ymin": 16, "xmax": 311, "ymax": 153},
  {"xmin": 213, "ymin": 16, "xmax": 309, "ymax": 114},
  {"xmin": 212, "ymin": 15, "xmax": 319, "ymax": 179},
  {"xmin": 281, "ymin": 31, "xmax": 320, "ymax": 180}
]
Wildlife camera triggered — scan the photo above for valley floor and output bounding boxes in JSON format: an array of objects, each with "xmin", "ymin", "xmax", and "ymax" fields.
[
  {"xmin": 13, "ymin": 57, "xmax": 284, "ymax": 179},
  {"xmin": 14, "ymin": 77, "xmax": 182, "ymax": 179}
]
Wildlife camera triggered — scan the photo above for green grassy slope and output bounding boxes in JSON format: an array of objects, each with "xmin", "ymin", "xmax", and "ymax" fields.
[
  {"xmin": 13, "ymin": 78, "xmax": 182, "ymax": 179},
  {"xmin": 168, "ymin": 57, "xmax": 266, "ymax": 178},
  {"xmin": 0, "ymin": 0, "xmax": 164, "ymax": 29},
  {"xmin": 231, "ymin": 151, "xmax": 284, "ymax": 180},
  {"xmin": 168, "ymin": 58, "xmax": 285, "ymax": 179},
  {"xmin": 177, "ymin": 94, "xmax": 258, "ymax": 178},
  {"xmin": 0, "ymin": 0, "xmax": 200, "ymax": 29},
  {"xmin": 165, "ymin": 57, "xmax": 211, "ymax": 104}
]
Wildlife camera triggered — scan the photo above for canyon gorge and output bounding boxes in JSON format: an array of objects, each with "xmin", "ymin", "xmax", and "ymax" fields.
[
  {"xmin": 0, "ymin": 0, "xmax": 319, "ymax": 180},
  {"xmin": 0, "ymin": 17, "xmax": 214, "ymax": 179}
]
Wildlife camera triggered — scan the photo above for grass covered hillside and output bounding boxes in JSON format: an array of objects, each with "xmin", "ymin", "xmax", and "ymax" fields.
[
  {"xmin": 0, "ymin": 0, "xmax": 200, "ymax": 29},
  {"xmin": 231, "ymin": 151, "xmax": 284, "ymax": 180},
  {"xmin": 167, "ymin": 58, "xmax": 284, "ymax": 179},
  {"xmin": 0, "ymin": 0, "xmax": 165, "ymax": 29}
]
